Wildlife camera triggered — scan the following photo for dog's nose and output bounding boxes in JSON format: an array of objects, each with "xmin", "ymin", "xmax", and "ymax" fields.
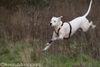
[{"xmin": 49, "ymin": 23, "xmax": 52, "ymax": 26}]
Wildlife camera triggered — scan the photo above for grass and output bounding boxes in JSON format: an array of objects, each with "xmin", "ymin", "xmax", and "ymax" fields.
[
  {"xmin": 0, "ymin": 40, "xmax": 100, "ymax": 67},
  {"xmin": 2, "ymin": 48, "xmax": 11, "ymax": 55},
  {"xmin": 30, "ymin": 51, "xmax": 36, "ymax": 60},
  {"xmin": 0, "ymin": 54, "xmax": 23, "ymax": 64},
  {"xmin": 40, "ymin": 53, "xmax": 100, "ymax": 67}
]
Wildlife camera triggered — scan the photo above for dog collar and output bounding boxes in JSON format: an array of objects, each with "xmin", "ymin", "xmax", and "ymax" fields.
[{"xmin": 54, "ymin": 22, "xmax": 72, "ymax": 39}]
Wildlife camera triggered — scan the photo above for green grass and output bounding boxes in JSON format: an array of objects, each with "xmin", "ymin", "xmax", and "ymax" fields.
[
  {"xmin": 40, "ymin": 53, "xmax": 100, "ymax": 67},
  {"xmin": 0, "ymin": 40, "xmax": 100, "ymax": 67},
  {"xmin": 0, "ymin": 54, "xmax": 23, "ymax": 64},
  {"xmin": 30, "ymin": 51, "xmax": 36, "ymax": 59},
  {"xmin": 2, "ymin": 48, "xmax": 11, "ymax": 55},
  {"xmin": 0, "ymin": 41, "xmax": 24, "ymax": 64}
]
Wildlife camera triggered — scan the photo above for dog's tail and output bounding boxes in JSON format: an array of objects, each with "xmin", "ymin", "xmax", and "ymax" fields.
[{"xmin": 83, "ymin": 0, "xmax": 92, "ymax": 17}]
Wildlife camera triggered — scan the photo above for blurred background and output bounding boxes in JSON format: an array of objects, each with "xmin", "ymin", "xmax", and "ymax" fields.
[{"xmin": 0, "ymin": 0, "xmax": 100, "ymax": 67}]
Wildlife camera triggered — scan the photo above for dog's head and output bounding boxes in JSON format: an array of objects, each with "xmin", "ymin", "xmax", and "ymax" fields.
[{"xmin": 49, "ymin": 16, "xmax": 63, "ymax": 27}]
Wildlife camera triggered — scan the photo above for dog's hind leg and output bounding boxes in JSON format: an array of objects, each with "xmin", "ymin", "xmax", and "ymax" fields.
[
  {"xmin": 90, "ymin": 21, "xmax": 96, "ymax": 29},
  {"xmin": 81, "ymin": 21, "xmax": 96, "ymax": 32}
]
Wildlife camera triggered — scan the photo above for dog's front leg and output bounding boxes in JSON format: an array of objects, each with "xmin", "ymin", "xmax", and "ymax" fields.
[
  {"xmin": 58, "ymin": 35, "xmax": 64, "ymax": 40},
  {"xmin": 57, "ymin": 31, "xmax": 65, "ymax": 40},
  {"xmin": 43, "ymin": 32, "xmax": 58, "ymax": 51}
]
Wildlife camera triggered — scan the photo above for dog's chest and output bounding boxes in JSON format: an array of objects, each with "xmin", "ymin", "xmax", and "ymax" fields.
[{"xmin": 58, "ymin": 23, "xmax": 70, "ymax": 36}]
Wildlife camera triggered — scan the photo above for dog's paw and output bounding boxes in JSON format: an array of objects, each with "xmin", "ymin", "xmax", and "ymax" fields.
[
  {"xmin": 90, "ymin": 21, "xmax": 96, "ymax": 29},
  {"xmin": 45, "ymin": 43, "xmax": 50, "ymax": 46},
  {"xmin": 91, "ymin": 25, "xmax": 96, "ymax": 29},
  {"xmin": 43, "ymin": 43, "xmax": 51, "ymax": 51},
  {"xmin": 43, "ymin": 46, "xmax": 49, "ymax": 51}
]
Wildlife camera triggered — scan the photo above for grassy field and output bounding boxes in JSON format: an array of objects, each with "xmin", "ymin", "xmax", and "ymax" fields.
[{"xmin": 0, "ymin": 39, "xmax": 100, "ymax": 67}]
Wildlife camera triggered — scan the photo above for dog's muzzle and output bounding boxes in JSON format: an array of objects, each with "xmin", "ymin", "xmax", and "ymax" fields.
[{"xmin": 49, "ymin": 23, "xmax": 52, "ymax": 26}]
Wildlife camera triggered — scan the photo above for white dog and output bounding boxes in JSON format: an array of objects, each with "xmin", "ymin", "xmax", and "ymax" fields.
[{"xmin": 43, "ymin": 0, "xmax": 96, "ymax": 51}]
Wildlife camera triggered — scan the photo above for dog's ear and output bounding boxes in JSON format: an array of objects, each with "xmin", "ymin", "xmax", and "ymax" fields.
[
  {"xmin": 60, "ymin": 16, "xmax": 63, "ymax": 18},
  {"xmin": 58, "ymin": 16, "xmax": 63, "ymax": 19},
  {"xmin": 58, "ymin": 16, "xmax": 63, "ymax": 21}
]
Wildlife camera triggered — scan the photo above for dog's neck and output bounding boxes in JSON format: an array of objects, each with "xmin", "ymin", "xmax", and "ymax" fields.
[{"xmin": 54, "ymin": 21, "xmax": 63, "ymax": 31}]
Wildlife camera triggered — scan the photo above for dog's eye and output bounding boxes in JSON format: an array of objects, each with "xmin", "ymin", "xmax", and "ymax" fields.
[{"xmin": 54, "ymin": 21, "xmax": 56, "ymax": 22}]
